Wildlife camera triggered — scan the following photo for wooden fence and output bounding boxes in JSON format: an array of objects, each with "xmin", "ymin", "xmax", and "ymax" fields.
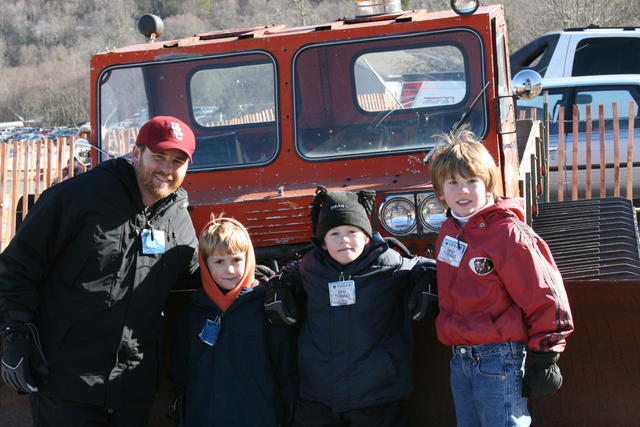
[
  {"xmin": 519, "ymin": 101, "xmax": 636, "ymax": 202},
  {"xmin": 0, "ymin": 136, "xmax": 80, "ymax": 251}
]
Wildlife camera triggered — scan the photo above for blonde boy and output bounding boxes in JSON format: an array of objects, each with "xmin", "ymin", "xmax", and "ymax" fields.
[
  {"xmin": 170, "ymin": 216, "xmax": 293, "ymax": 427},
  {"xmin": 429, "ymin": 127, "xmax": 574, "ymax": 427}
]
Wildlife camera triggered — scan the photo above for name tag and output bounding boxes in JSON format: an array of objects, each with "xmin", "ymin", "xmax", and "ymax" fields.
[
  {"xmin": 199, "ymin": 317, "xmax": 221, "ymax": 347},
  {"xmin": 328, "ymin": 280, "xmax": 356, "ymax": 307},
  {"xmin": 141, "ymin": 229, "xmax": 166, "ymax": 254},
  {"xmin": 437, "ymin": 235, "xmax": 468, "ymax": 267}
]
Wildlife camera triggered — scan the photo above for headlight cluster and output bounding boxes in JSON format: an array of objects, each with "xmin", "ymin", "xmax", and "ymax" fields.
[{"xmin": 378, "ymin": 193, "xmax": 446, "ymax": 235}]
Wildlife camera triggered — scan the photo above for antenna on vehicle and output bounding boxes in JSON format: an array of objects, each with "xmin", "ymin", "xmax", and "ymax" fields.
[{"xmin": 137, "ymin": 14, "xmax": 164, "ymax": 42}]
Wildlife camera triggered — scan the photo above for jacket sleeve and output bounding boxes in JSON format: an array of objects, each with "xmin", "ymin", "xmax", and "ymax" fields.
[
  {"xmin": 170, "ymin": 308, "xmax": 190, "ymax": 397},
  {"xmin": 495, "ymin": 219, "xmax": 574, "ymax": 353},
  {"xmin": 0, "ymin": 185, "xmax": 79, "ymax": 322},
  {"xmin": 266, "ymin": 322, "xmax": 298, "ymax": 408},
  {"xmin": 172, "ymin": 208, "xmax": 200, "ymax": 291}
]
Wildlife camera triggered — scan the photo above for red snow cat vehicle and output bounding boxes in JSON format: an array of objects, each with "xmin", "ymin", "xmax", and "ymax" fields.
[{"xmin": 2, "ymin": 1, "xmax": 640, "ymax": 425}]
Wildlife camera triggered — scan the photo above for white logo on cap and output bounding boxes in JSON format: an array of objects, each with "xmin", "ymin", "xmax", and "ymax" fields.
[{"xmin": 170, "ymin": 122, "xmax": 184, "ymax": 141}]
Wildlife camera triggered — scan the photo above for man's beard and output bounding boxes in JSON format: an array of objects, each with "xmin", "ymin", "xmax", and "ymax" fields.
[{"xmin": 135, "ymin": 159, "xmax": 183, "ymax": 202}]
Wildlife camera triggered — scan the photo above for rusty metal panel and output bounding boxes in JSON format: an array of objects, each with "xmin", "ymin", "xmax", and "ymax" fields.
[{"xmin": 532, "ymin": 197, "xmax": 640, "ymax": 281}]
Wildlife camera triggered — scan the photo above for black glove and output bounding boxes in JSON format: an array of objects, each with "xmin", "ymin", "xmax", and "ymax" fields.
[
  {"xmin": 169, "ymin": 394, "xmax": 184, "ymax": 426},
  {"xmin": 523, "ymin": 351, "xmax": 562, "ymax": 398},
  {"xmin": 408, "ymin": 262, "xmax": 438, "ymax": 321},
  {"xmin": 1, "ymin": 323, "xmax": 48, "ymax": 393},
  {"xmin": 265, "ymin": 274, "xmax": 298, "ymax": 326},
  {"xmin": 255, "ymin": 264, "xmax": 276, "ymax": 284}
]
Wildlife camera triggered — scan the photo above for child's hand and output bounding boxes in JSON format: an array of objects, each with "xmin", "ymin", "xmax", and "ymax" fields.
[
  {"xmin": 523, "ymin": 351, "xmax": 563, "ymax": 398},
  {"xmin": 264, "ymin": 275, "xmax": 298, "ymax": 325}
]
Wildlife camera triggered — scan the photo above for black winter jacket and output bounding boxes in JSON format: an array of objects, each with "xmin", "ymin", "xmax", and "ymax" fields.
[
  {"xmin": 286, "ymin": 233, "xmax": 427, "ymax": 412},
  {"xmin": 170, "ymin": 284, "xmax": 295, "ymax": 427},
  {"xmin": 0, "ymin": 158, "xmax": 199, "ymax": 408}
]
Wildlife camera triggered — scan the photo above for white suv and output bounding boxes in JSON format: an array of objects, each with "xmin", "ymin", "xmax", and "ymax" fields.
[
  {"xmin": 516, "ymin": 75, "xmax": 640, "ymax": 200},
  {"xmin": 511, "ymin": 27, "xmax": 640, "ymax": 79}
]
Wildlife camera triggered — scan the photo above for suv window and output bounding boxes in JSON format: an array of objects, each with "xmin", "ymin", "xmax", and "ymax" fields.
[
  {"xmin": 575, "ymin": 88, "xmax": 639, "ymax": 121},
  {"xmin": 573, "ymin": 38, "xmax": 640, "ymax": 76},
  {"xmin": 517, "ymin": 85, "xmax": 640, "ymax": 133}
]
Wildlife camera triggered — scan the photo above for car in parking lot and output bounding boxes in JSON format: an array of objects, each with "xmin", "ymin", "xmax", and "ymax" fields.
[
  {"xmin": 516, "ymin": 74, "xmax": 640, "ymax": 200},
  {"xmin": 511, "ymin": 26, "xmax": 640, "ymax": 79}
]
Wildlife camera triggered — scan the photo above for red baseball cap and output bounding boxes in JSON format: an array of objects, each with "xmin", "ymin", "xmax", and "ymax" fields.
[{"xmin": 136, "ymin": 116, "xmax": 195, "ymax": 160}]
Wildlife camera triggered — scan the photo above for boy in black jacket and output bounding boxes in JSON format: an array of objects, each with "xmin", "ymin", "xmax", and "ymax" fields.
[
  {"xmin": 171, "ymin": 216, "xmax": 294, "ymax": 426},
  {"xmin": 265, "ymin": 186, "xmax": 437, "ymax": 427}
]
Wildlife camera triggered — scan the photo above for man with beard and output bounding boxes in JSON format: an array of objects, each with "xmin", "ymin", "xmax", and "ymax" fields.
[{"xmin": 0, "ymin": 116, "xmax": 199, "ymax": 426}]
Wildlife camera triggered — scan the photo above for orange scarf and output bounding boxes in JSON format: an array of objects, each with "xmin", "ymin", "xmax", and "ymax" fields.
[{"xmin": 199, "ymin": 218, "xmax": 256, "ymax": 312}]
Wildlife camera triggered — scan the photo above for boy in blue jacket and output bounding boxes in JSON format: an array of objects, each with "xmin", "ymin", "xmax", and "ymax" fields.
[
  {"xmin": 266, "ymin": 186, "xmax": 437, "ymax": 427},
  {"xmin": 171, "ymin": 216, "xmax": 294, "ymax": 426}
]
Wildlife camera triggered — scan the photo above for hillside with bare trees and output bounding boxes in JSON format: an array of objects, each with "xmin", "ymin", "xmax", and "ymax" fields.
[{"xmin": 0, "ymin": 0, "xmax": 638, "ymax": 125}]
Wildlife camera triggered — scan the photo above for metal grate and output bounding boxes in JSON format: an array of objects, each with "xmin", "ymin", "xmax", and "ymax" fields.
[{"xmin": 532, "ymin": 197, "xmax": 640, "ymax": 281}]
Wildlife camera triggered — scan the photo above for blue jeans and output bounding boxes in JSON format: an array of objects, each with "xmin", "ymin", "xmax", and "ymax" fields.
[{"xmin": 450, "ymin": 341, "xmax": 530, "ymax": 427}]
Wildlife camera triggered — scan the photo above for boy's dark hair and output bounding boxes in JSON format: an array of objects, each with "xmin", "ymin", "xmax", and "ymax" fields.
[{"xmin": 310, "ymin": 185, "xmax": 376, "ymax": 240}]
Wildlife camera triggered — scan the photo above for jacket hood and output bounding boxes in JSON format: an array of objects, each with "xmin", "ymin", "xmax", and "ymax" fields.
[{"xmin": 190, "ymin": 283, "xmax": 264, "ymax": 312}]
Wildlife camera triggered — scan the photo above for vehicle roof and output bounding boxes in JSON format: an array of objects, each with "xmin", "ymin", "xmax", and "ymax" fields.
[
  {"xmin": 541, "ymin": 74, "xmax": 640, "ymax": 88},
  {"xmin": 93, "ymin": 5, "xmax": 502, "ymax": 57}
]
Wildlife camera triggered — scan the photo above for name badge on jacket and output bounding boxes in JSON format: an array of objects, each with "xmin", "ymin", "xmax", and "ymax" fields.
[
  {"xmin": 328, "ymin": 280, "xmax": 356, "ymax": 307},
  {"xmin": 199, "ymin": 317, "xmax": 222, "ymax": 347},
  {"xmin": 141, "ymin": 229, "xmax": 166, "ymax": 254},
  {"xmin": 437, "ymin": 235, "xmax": 467, "ymax": 267}
]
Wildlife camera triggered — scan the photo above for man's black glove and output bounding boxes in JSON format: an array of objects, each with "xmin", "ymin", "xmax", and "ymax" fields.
[
  {"xmin": 169, "ymin": 394, "xmax": 184, "ymax": 426},
  {"xmin": 265, "ymin": 274, "xmax": 298, "ymax": 326},
  {"xmin": 408, "ymin": 261, "xmax": 438, "ymax": 321},
  {"xmin": 523, "ymin": 351, "xmax": 562, "ymax": 398},
  {"xmin": 1, "ymin": 323, "xmax": 48, "ymax": 393}
]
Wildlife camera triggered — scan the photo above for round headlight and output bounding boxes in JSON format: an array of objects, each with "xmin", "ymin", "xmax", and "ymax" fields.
[
  {"xmin": 419, "ymin": 195, "xmax": 447, "ymax": 231},
  {"xmin": 450, "ymin": 0, "xmax": 479, "ymax": 16},
  {"xmin": 379, "ymin": 197, "xmax": 416, "ymax": 235}
]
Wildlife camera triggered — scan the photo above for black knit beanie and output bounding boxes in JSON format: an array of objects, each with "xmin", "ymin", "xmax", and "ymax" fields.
[{"xmin": 311, "ymin": 186, "xmax": 375, "ymax": 240}]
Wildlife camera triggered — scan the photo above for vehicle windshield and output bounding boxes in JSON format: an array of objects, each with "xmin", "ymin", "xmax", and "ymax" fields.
[
  {"xmin": 97, "ymin": 52, "xmax": 278, "ymax": 169},
  {"xmin": 294, "ymin": 29, "xmax": 486, "ymax": 159}
]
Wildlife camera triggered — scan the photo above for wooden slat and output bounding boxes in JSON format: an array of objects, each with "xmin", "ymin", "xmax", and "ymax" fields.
[
  {"xmin": 10, "ymin": 141, "xmax": 20, "ymax": 237},
  {"xmin": 22, "ymin": 141, "xmax": 30, "ymax": 221},
  {"xmin": 0, "ymin": 144, "xmax": 7, "ymax": 249},
  {"xmin": 557, "ymin": 106, "xmax": 565, "ymax": 202},
  {"xmin": 612, "ymin": 102, "xmax": 620, "ymax": 197},
  {"xmin": 627, "ymin": 101, "xmax": 635, "ymax": 200},
  {"xmin": 599, "ymin": 105, "xmax": 606, "ymax": 198},
  {"xmin": 46, "ymin": 138, "xmax": 53, "ymax": 188},
  {"xmin": 57, "ymin": 138, "xmax": 64, "ymax": 184},
  {"xmin": 572, "ymin": 105, "xmax": 579, "ymax": 200},
  {"xmin": 35, "ymin": 139, "xmax": 42, "ymax": 201},
  {"xmin": 585, "ymin": 104, "xmax": 592, "ymax": 199}
]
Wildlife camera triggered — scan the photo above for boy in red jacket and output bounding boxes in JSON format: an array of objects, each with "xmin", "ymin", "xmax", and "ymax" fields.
[{"xmin": 429, "ymin": 127, "xmax": 574, "ymax": 427}]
